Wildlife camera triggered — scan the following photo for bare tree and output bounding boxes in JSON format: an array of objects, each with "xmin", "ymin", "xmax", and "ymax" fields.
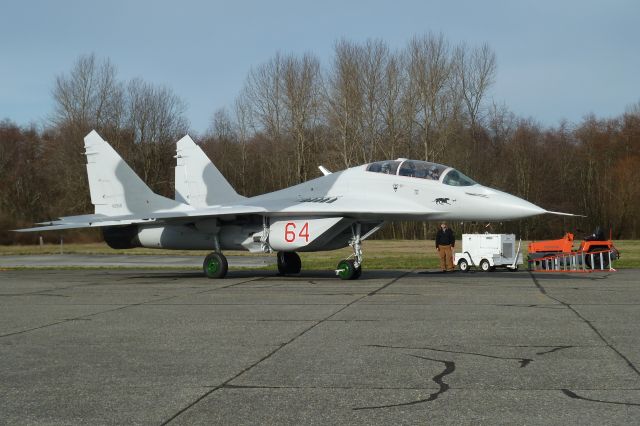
[
  {"xmin": 325, "ymin": 39, "xmax": 365, "ymax": 167},
  {"xmin": 234, "ymin": 92, "xmax": 254, "ymax": 194},
  {"xmin": 126, "ymin": 78, "xmax": 189, "ymax": 194},
  {"xmin": 244, "ymin": 53, "xmax": 287, "ymax": 143},
  {"xmin": 242, "ymin": 52, "xmax": 323, "ymax": 184},
  {"xmin": 242, "ymin": 53, "xmax": 299, "ymax": 186},
  {"xmin": 48, "ymin": 54, "xmax": 126, "ymax": 215},
  {"xmin": 378, "ymin": 51, "xmax": 408, "ymax": 159},
  {"xmin": 0, "ymin": 123, "xmax": 47, "ymax": 223},
  {"xmin": 209, "ymin": 108, "xmax": 235, "ymax": 141},
  {"xmin": 51, "ymin": 53, "xmax": 124, "ymax": 134},
  {"xmin": 406, "ymin": 33, "xmax": 457, "ymax": 162},
  {"xmin": 357, "ymin": 39, "xmax": 389, "ymax": 162},
  {"xmin": 454, "ymin": 42, "xmax": 497, "ymax": 170},
  {"xmin": 281, "ymin": 53, "xmax": 323, "ymax": 181}
]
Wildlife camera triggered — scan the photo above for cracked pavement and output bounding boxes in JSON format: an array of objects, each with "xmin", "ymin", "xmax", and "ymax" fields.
[{"xmin": 1, "ymin": 268, "xmax": 639, "ymax": 424}]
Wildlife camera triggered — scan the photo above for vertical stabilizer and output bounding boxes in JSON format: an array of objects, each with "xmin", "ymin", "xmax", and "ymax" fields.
[
  {"xmin": 175, "ymin": 135, "xmax": 245, "ymax": 207},
  {"xmin": 84, "ymin": 131, "xmax": 186, "ymax": 216}
]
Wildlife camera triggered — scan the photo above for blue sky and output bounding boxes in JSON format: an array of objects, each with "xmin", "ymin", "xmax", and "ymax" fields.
[{"xmin": 1, "ymin": 0, "xmax": 638, "ymax": 134}]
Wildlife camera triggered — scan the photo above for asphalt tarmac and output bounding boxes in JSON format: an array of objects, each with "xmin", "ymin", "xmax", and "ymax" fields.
[{"xmin": 1, "ymin": 267, "xmax": 639, "ymax": 424}]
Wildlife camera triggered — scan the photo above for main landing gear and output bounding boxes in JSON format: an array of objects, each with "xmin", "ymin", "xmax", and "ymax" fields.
[
  {"xmin": 203, "ymin": 252, "xmax": 228, "ymax": 278},
  {"xmin": 202, "ymin": 222, "xmax": 383, "ymax": 280},
  {"xmin": 277, "ymin": 251, "xmax": 301, "ymax": 275},
  {"xmin": 206, "ymin": 250, "xmax": 302, "ymax": 278},
  {"xmin": 203, "ymin": 235, "xmax": 228, "ymax": 279}
]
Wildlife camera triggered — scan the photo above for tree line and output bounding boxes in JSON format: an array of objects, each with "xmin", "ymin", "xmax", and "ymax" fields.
[{"xmin": 1, "ymin": 34, "xmax": 639, "ymax": 244}]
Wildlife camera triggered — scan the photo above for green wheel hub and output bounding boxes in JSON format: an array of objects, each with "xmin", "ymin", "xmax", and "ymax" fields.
[
  {"xmin": 206, "ymin": 257, "xmax": 220, "ymax": 274},
  {"xmin": 203, "ymin": 252, "xmax": 228, "ymax": 279},
  {"xmin": 337, "ymin": 260, "xmax": 353, "ymax": 280}
]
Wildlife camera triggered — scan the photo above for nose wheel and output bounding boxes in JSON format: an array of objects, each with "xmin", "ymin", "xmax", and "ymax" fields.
[{"xmin": 336, "ymin": 259, "xmax": 362, "ymax": 280}]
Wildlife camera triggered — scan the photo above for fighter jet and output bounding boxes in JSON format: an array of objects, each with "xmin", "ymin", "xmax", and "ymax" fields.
[{"xmin": 18, "ymin": 130, "xmax": 566, "ymax": 280}]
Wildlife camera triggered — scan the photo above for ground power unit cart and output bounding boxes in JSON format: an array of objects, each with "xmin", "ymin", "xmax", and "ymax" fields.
[{"xmin": 454, "ymin": 234, "xmax": 523, "ymax": 272}]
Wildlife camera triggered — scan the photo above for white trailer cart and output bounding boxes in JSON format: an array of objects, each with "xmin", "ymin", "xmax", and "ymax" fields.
[{"xmin": 454, "ymin": 234, "xmax": 523, "ymax": 272}]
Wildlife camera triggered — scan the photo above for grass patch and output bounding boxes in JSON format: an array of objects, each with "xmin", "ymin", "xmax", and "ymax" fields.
[
  {"xmin": 1, "ymin": 239, "xmax": 637, "ymax": 269},
  {"xmin": 611, "ymin": 240, "xmax": 640, "ymax": 268}
]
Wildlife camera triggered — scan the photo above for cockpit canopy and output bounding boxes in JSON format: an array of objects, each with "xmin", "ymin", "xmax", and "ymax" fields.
[{"xmin": 366, "ymin": 159, "xmax": 477, "ymax": 186}]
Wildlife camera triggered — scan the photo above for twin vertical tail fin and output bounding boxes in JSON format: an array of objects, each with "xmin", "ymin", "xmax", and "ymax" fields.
[
  {"xmin": 84, "ymin": 131, "xmax": 186, "ymax": 216},
  {"xmin": 174, "ymin": 135, "xmax": 245, "ymax": 207}
]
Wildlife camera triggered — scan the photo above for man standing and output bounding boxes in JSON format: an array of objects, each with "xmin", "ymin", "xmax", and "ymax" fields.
[{"xmin": 436, "ymin": 222, "xmax": 455, "ymax": 272}]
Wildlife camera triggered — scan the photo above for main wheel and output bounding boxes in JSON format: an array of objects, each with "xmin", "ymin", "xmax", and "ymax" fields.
[
  {"xmin": 479, "ymin": 259, "xmax": 491, "ymax": 272},
  {"xmin": 336, "ymin": 259, "xmax": 356, "ymax": 280},
  {"xmin": 277, "ymin": 251, "xmax": 302, "ymax": 275},
  {"xmin": 203, "ymin": 252, "xmax": 228, "ymax": 278},
  {"xmin": 458, "ymin": 258, "xmax": 470, "ymax": 272},
  {"xmin": 353, "ymin": 264, "xmax": 362, "ymax": 280}
]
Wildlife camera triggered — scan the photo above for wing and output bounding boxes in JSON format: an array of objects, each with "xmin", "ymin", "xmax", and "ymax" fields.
[{"xmin": 15, "ymin": 204, "xmax": 268, "ymax": 232}]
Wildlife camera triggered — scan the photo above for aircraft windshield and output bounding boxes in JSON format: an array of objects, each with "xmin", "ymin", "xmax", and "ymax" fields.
[
  {"xmin": 366, "ymin": 160, "xmax": 401, "ymax": 175},
  {"xmin": 442, "ymin": 169, "xmax": 477, "ymax": 186},
  {"xmin": 366, "ymin": 159, "xmax": 447, "ymax": 181},
  {"xmin": 398, "ymin": 160, "xmax": 447, "ymax": 180}
]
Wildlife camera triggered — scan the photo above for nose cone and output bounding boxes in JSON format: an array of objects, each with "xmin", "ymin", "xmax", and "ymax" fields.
[{"xmin": 490, "ymin": 188, "xmax": 546, "ymax": 219}]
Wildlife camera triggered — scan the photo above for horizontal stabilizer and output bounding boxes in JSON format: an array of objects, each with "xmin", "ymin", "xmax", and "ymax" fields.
[{"xmin": 15, "ymin": 223, "xmax": 104, "ymax": 232}]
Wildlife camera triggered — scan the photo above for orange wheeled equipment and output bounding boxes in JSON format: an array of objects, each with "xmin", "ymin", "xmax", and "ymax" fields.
[{"xmin": 528, "ymin": 227, "xmax": 619, "ymax": 271}]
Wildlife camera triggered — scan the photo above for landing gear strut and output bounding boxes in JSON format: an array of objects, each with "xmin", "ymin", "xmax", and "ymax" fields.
[
  {"xmin": 336, "ymin": 223, "xmax": 372, "ymax": 280},
  {"xmin": 203, "ymin": 235, "xmax": 228, "ymax": 279},
  {"xmin": 277, "ymin": 251, "xmax": 301, "ymax": 275}
]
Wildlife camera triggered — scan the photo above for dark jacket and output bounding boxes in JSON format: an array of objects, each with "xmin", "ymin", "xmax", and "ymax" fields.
[{"xmin": 436, "ymin": 227, "xmax": 455, "ymax": 248}]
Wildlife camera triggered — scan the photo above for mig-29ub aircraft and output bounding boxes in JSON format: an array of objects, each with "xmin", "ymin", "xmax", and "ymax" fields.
[{"xmin": 18, "ymin": 130, "xmax": 564, "ymax": 280}]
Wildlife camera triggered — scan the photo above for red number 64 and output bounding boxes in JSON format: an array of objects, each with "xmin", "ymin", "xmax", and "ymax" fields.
[{"xmin": 284, "ymin": 222, "xmax": 310, "ymax": 243}]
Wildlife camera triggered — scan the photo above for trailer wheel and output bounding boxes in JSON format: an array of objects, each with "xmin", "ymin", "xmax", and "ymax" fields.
[
  {"xmin": 585, "ymin": 247, "xmax": 610, "ymax": 269},
  {"xmin": 479, "ymin": 259, "xmax": 491, "ymax": 272},
  {"xmin": 458, "ymin": 258, "xmax": 470, "ymax": 272}
]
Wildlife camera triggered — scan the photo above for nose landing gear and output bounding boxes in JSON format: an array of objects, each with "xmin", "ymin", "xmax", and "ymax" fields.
[{"xmin": 335, "ymin": 222, "xmax": 382, "ymax": 280}]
